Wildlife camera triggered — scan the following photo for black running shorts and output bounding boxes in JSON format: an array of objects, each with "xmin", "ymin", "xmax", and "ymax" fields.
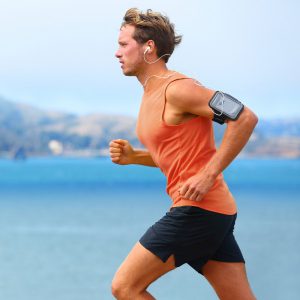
[{"xmin": 139, "ymin": 206, "xmax": 245, "ymax": 275}]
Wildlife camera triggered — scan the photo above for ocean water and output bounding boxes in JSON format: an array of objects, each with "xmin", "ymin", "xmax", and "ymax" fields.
[{"xmin": 0, "ymin": 157, "xmax": 299, "ymax": 300}]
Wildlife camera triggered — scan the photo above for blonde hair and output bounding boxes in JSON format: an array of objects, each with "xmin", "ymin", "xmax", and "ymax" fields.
[{"xmin": 121, "ymin": 8, "xmax": 182, "ymax": 63}]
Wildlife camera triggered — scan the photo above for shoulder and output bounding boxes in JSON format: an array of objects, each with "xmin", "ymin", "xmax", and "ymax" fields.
[{"xmin": 165, "ymin": 75, "xmax": 216, "ymax": 118}]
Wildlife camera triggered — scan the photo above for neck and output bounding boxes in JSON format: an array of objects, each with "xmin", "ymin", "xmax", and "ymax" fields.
[{"xmin": 137, "ymin": 61, "xmax": 169, "ymax": 89}]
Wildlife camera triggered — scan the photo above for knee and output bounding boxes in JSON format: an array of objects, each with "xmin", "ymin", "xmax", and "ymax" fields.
[
  {"xmin": 111, "ymin": 277, "xmax": 133, "ymax": 300},
  {"xmin": 111, "ymin": 277, "xmax": 124, "ymax": 299}
]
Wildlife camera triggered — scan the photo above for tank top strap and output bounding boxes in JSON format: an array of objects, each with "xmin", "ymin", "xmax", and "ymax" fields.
[{"xmin": 161, "ymin": 73, "xmax": 194, "ymax": 123}]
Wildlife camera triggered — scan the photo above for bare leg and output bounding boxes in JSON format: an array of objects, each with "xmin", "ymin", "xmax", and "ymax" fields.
[
  {"xmin": 111, "ymin": 242, "xmax": 176, "ymax": 300},
  {"xmin": 203, "ymin": 260, "xmax": 256, "ymax": 300}
]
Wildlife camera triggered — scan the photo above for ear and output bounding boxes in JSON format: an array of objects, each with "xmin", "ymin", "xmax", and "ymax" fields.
[{"xmin": 144, "ymin": 40, "xmax": 155, "ymax": 54}]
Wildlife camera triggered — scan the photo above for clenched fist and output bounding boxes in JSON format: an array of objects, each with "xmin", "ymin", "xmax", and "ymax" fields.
[{"xmin": 109, "ymin": 139, "xmax": 135, "ymax": 165}]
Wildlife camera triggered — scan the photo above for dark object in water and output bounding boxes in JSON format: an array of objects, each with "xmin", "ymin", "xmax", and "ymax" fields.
[{"xmin": 13, "ymin": 147, "xmax": 27, "ymax": 160}]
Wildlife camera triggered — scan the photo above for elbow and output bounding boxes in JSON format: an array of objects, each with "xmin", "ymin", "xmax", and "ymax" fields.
[
  {"xmin": 242, "ymin": 108, "xmax": 258, "ymax": 130},
  {"xmin": 249, "ymin": 111, "xmax": 259, "ymax": 129}
]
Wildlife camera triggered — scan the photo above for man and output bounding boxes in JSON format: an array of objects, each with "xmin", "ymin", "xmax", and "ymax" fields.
[{"xmin": 110, "ymin": 8, "xmax": 258, "ymax": 300}]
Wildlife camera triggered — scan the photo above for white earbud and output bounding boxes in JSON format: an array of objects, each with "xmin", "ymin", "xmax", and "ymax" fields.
[
  {"xmin": 143, "ymin": 46, "xmax": 171, "ymax": 64},
  {"xmin": 144, "ymin": 46, "xmax": 150, "ymax": 54}
]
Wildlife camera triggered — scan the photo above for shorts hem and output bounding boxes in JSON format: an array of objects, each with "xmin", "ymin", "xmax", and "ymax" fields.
[
  {"xmin": 138, "ymin": 240, "xmax": 172, "ymax": 264},
  {"xmin": 209, "ymin": 257, "xmax": 246, "ymax": 264}
]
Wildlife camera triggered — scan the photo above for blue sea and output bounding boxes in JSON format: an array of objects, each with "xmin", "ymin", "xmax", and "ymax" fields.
[{"xmin": 0, "ymin": 157, "xmax": 299, "ymax": 300}]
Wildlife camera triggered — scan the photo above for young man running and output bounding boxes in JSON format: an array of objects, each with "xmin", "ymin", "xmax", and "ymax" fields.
[{"xmin": 109, "ymin": 8, "xmax": 258, "ymax": 300}]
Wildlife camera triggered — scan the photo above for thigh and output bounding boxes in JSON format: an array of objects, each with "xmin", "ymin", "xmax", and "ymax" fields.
[
  {"xmin": 112, "ymin": 242, "xmax": 176, "ymax": 291},
  {"xmin": 202, "ymin": 261, "xmax": 256, "ymax": 300}
]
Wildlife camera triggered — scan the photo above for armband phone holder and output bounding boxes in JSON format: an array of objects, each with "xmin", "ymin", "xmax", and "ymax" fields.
[{"xmin": 209, "ymin": 91, "xmax": 244, "ymax": 124}]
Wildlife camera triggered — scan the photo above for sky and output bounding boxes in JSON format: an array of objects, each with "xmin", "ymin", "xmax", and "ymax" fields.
[{"xmin": 0, "ymin": 0, "xmax": 299, "ymax": 119}]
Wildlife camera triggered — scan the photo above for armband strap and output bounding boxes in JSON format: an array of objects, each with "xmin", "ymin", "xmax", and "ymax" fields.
[{"xmin": 212, "ymin": 113, "xmax": 227, "ymax": 124}]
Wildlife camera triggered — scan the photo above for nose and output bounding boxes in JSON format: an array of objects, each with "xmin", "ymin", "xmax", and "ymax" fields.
[{"xmin": 115, "ymin": 48, "xmax": 122, "ymax": 59}]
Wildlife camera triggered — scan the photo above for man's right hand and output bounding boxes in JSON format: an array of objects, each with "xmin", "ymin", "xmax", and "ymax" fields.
[{"xmin": 109, "ymin": 139, "xmax": 135, "ymax": 165}]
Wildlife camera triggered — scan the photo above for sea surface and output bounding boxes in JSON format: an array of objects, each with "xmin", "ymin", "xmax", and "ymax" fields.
[{"xmin": 0, "ymin": 157, "xmax": 299, "ymax": 300}]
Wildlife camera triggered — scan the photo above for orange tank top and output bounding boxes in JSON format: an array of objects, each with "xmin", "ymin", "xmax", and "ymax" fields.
[{"xmin": 136, "ymin": 72, "xmax": 237, "ymax": 215}]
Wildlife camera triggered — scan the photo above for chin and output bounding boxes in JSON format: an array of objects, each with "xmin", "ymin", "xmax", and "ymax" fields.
[{"xmin": 123, "ymin": 68, "xmax": 136, "ymax": 76}]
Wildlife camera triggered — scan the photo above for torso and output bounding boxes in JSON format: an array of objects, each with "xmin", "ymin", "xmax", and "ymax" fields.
[{"xmin": 136, "ymin": 71, "xmax": 237, "ymax": 215}]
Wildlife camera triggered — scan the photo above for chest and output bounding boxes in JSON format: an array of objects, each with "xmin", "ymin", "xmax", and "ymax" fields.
[{"xmin": 136, "ymin": 92, "xmax": 199, "ymax": 149}]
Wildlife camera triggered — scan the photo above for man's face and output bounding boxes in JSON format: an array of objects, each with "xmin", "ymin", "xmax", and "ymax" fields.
[{"xmin": 115, "ymin": 25, "xmax": 144, "ymax": 76}]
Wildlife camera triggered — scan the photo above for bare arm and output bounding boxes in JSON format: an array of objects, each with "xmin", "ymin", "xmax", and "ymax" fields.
[
  {"xmin": 182, "ymin": 111, "xmax": 258, "ymax": 201},
  {"xmin": 109, "ymin": 139, "xmax": 157, "ymax": 167},
  {"xmin": 166, "ymin": 79, "xmax": 258, "ymax": 201},
  {"xmin": 129, "ymin": 149, "xmax": 157, "ymax": 167},
  {"xmin": 203, "ymin": 107, "xmax": 258, "ymax": 178}
]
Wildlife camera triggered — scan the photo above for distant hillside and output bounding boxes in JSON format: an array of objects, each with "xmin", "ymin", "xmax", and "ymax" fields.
[
  {"xmin": 0, "ymin": 96, "xmax": 140, "ymax": 158},
  {"xmin": 255, "ymin": 119, "xmax": 300, "ymax": 137},
  {"xmin": 0, "ymin": 96, "xmax": 299, "ymax": 158}
]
